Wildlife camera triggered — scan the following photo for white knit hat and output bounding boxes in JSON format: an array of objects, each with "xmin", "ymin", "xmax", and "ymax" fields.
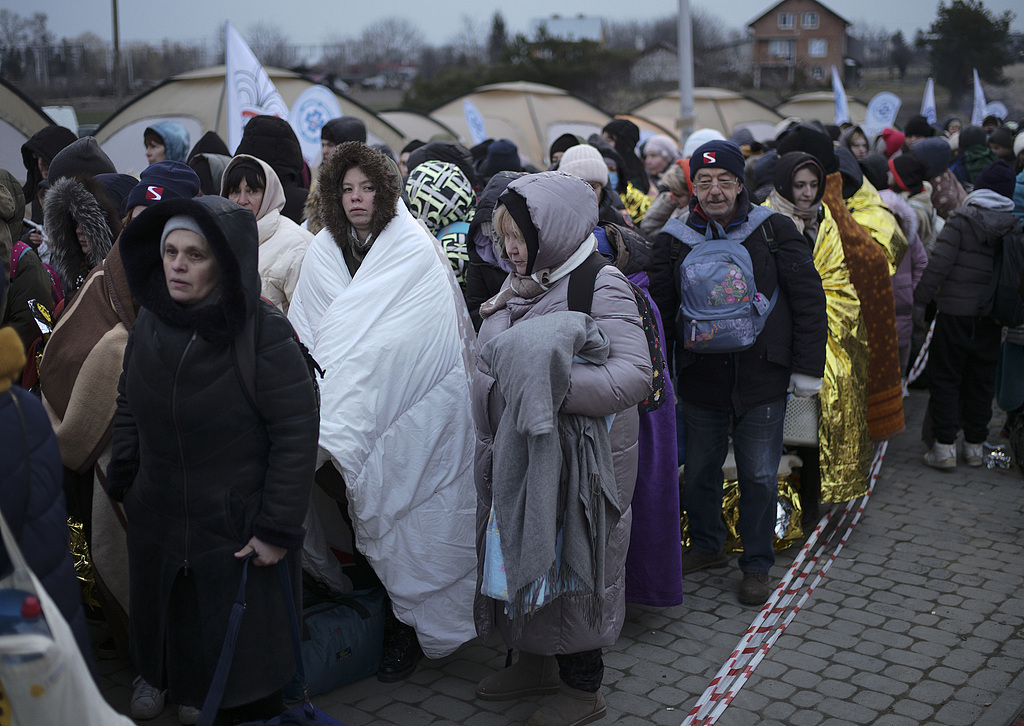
[
  {"xmin": 558, "ymin": 144, "xmax": 609, "ymax": 186},
  {"xmin": 1014, "ymin": 131, "xmax": 1024, "ymax": 159}
]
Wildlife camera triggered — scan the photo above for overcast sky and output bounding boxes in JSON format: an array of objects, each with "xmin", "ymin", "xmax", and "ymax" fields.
[{"xmin": 15, "ymin": 0, "xmax": 1024, "ymax": 49}]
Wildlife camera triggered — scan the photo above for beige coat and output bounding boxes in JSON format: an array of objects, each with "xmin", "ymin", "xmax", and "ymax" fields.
[
  {"xmin": 472, "ymin": 172, "xmax": 653, "ymax": 654},
  {"xmin": 222, "ymin": 155, "xmax": 313, "ymax": 314}
]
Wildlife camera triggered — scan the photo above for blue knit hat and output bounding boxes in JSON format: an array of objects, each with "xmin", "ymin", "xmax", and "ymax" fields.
[
  {"xmin": 688, "ymin": 140, "xmax": 746, "ymax": 183},
  {"xmin": 123, "ymin": 160, "xmax": 201, "ymax": 215},
  {"xmin": 974, "ymin": 160, "xmax": 1015, "ymax": 200}
]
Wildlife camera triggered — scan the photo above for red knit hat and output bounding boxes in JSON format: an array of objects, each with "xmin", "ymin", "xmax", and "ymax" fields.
[{"xmin": 881, "ymin": 128, "xmax": 905, "ymax": 158}]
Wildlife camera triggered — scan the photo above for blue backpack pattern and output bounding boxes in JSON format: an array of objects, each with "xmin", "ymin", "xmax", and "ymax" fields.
[{"xmin": 666, "ymin": 207, "xmax": 778, "ymax": 353}]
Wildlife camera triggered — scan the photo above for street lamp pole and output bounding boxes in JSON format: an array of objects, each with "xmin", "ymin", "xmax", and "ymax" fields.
[
  {"xmin": 112, "ymin": 0, "xmax": 121, "ymax": 102},
  {"xmin": 677, "ymin": 0, "xmax": 695, "ymax": 147}
]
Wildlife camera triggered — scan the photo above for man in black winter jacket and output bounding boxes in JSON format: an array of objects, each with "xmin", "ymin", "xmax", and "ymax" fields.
[
  {"xmin": 914, "ymin": 160, "xmax": 1021, "ymax": 469},
  {"xmin": 662, "ymin": 140, "xmax": 827, "ymax": 607}
]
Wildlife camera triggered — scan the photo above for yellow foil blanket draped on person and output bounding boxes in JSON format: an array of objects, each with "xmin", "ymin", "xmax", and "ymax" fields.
[
  {"xmin": 824, "ymin": 173, "xmax": 906, "ymax": 442},
  {"xmin": 765, "ymin": 200, "xmax": 873, "ymax": 503}
]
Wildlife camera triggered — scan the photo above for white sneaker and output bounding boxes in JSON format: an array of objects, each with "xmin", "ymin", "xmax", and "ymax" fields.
[
  {"xmin": 130, "ymin": 676, "xmax": 166, "ymax": 720},
  {"xmin": 177, "ymin": 705, "xmax": 201, "ymax": 725},
  {"xmin": 924, "ymin": 442, "xmax": 957, "ymax": 470},
  {"xmin": 964, "ymin": 442, "xmax": 985, "ymax": 467}
]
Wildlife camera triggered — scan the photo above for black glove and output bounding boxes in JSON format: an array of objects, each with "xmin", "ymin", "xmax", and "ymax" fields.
[{"xmin": 912, "ymin": 303, "xmax": 927, "ymax": 332}]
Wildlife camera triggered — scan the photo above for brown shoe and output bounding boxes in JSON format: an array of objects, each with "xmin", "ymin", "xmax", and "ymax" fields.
[
  {"xmin": 681, "ymin": 548, "xmax": 728, "ymax": 574},
  {"xmin": 476, "ymin": 652, "xmax": 559, "ymax": 701},
  {"xmin": 738, "ymin": 572, "xmax": 771, "ymax": 606}
]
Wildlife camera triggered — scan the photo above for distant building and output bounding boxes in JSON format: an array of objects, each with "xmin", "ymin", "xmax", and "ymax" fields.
[
  {"xmin": 530, "ymin": 15, "xmax": 605, "ymax": 43},
  {"xmin": 747, "ymin": 0, "xmax": 852, "ymax": 89}
]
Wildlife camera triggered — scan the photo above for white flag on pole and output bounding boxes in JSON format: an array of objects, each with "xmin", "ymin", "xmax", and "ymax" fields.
[
  {"xmin": 462, "ymin": 99, "xmax": 488, "ymax": 146},
  {"xmin": 225, "ymin": 21, "xmax": 289, "ymax": 153},
  {"xmin": 831, "ymin": 66, "xmax": 849, "ymax": 125},
  {"xmin": 983, "ymin": 101, "xmax": 1007, "ymax": 122},
  {"xmin": 921, "ymin": 78, "xmax": 937, "ymax": 125},
  {"xmin": 863, "ymin": 92, "xmax": 901, "ymax": 138},
  {"xmin": 971, "ymin": 69, "xmax": 986, "ymax": 126}
]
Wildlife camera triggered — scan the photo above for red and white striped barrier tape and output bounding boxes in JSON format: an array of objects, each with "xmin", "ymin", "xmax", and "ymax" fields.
[
  {"xmin": 681, "ymin": 441, "xmax": 889, "ymax": 725},
  {"xmin": 680, "ymin": 320, "xmax": 932, "ymax": 724},
  {"xmin": 905, "ymin": 318, "xmax": 935, "ymax": 387}
]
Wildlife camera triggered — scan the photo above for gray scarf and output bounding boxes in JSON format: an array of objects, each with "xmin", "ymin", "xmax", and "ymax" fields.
[{"xmin": 480, "ymin": 311, "xmax": 619, "ymax": 627}]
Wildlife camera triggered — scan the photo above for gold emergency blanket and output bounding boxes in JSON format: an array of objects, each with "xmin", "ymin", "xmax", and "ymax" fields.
[
  {"xmin": 765, "ymin": 201, "xmax": 873, "ymax": 501},
  {"xmin": 69, "ymin": 517, "xmax": 101, "ymax": 609},
  {"xmin": 845, "ymin": 179, "xmax": 909, "ymax": 274},
  {"xmin": 680, "ymin": 476, "xmax": 803, "ymax": 552}
]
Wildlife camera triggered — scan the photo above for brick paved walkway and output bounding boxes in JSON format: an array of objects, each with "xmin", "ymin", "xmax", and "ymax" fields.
[{"xmin": 96, "ymin": 388, "xmax": 1024, "ymax": 725}]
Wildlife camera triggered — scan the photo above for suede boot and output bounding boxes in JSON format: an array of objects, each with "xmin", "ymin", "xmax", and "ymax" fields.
[
  {"xmin": 526, "ymin": 683, "xmax": 606, "ymax": 726},
  {"xmin": 475, "ymin": 652, "xmax": 560, "ymax": 701}
]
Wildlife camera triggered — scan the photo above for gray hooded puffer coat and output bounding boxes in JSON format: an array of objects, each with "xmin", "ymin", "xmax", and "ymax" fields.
[{"xmin": 472, "ymin": 172, "xmax": 653, "ymax": 654}]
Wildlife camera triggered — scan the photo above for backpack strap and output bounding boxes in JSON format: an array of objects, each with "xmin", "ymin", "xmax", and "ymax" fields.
[
  {"xmin": 567, "ymin": 252, "xmax": 611, "ymax": 316},
  {"xmin": 760, "ymin": 215, "xmax": 778, "ymax": 254},
  {"xmin": 661, "ymin": 217, "xmax": 690, "ymax": 264},
  {"xmin": 9, "ymin": 241, "xmax": 31, "ymax": 281}
]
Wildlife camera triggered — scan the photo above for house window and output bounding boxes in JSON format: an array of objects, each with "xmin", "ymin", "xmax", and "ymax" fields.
[
  {"xmin": 811, "ymin": 66, "xmax": 824, "ymax": 79},
  {"xmin": 778, "ymin": 12, "xmax": 794, "ymax": 29},
  {"xmin": 808, "ymin": 39, "xmax": 828, "ymax": 57},
  {"xmin": 769, "ymin": 39, "xmax": 795, "ymax": 59},
  {"xmin": 802, "ymin": 12, "xmax": 819, "ymax": 29}
]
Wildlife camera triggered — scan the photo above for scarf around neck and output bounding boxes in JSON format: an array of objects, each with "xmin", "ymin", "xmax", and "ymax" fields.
[
  {"xmin": 478, "ymin": 235, "xmax": 597, "ymax": 318},
  {"xmin": 769, "ymin": 189, "xmax": 821, "ymax": 240}
]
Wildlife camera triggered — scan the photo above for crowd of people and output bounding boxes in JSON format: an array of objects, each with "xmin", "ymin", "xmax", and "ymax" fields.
[{"xmin": 2, "ymin": 103, "xmax": 1023, "ymax": 726}]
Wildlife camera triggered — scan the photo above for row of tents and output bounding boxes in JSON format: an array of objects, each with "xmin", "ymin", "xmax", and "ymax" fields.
[{"xmin": 2, "ymin": 66, "xmax": 872, "ymax": 175}]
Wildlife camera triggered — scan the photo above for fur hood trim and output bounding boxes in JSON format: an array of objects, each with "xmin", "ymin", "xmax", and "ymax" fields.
[
  {"xmin": 318, "ymin": 142, "xmax": 400, "ymax": 249},
  {"xmin": 302, "ymin": 183, "xmax": 324, "ymax": 236},
  {"xmin": 44, "ymin": 175, "xmax": 121, "ymax": 296}
]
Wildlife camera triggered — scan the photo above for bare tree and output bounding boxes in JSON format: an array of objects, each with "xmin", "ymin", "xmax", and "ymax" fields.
[
  {"xmin": 0, "ymin": 9, "xmax": 27, "ymax": 76},
  {"xmin": 448, "ymin": 15, "xmax": 484, "ymax": 63},
  {"xmin": 355, "ymin": 17, "xmax": 424, "ymax": 71},
  {"xmin": 247, "ymin": 21, "xmax": 293, "ymax": 68}
]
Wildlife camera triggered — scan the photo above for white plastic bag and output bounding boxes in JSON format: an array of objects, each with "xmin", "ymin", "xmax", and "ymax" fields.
[{"xmin": 0, "ymin": 507, "xmax": 134, "ymax": 726}]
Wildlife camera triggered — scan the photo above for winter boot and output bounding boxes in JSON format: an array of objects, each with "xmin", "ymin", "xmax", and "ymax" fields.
[
  {"xmin": 923, "ymin": 441, "xmax": 956, "ymax": 470},
  {"xmin": 963, "ymin": 442, "xmax": 985, "ymax": 467},
  {"xmin": 476, "ymin": 651, "xmax": 560, "ymax": 701},
  {"xmin": 526, "ymin": 683, "xmax": 606, "ymax": 726}
]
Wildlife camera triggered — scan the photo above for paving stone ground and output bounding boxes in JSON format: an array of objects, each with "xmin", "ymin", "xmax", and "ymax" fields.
[{"xmin": 95, "ymin": 388, "xmax": 1024, "ymax": 725}]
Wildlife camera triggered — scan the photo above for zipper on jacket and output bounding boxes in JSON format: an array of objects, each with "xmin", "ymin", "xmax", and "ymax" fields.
[{"xmin": 172, "ymin": 332, "xmax": 197, "ymax": 573}]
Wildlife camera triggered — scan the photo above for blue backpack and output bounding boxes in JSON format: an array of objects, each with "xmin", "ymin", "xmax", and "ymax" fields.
[{"xmin": 665, "ymin": 214, "xmax": 778, "ymax": 353}]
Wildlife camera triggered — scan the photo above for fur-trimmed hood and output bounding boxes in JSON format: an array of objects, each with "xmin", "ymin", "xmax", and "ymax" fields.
[
  {"xmin": 0, "ymin": 169, "xmax": 26, "ymax": 243},
  {"xmin": 318, "ymin": 142, "xmax": 401, "ymax": 249},
  {"xmin": 43, "ymin": 175, "xmax": 122, "ymax": 297},
  {"xmin": 119, "ymin": 196, "xmax": 260, "ymax": 343},
  {"xmin": 302, "ymin": 183, "xmax": 324, "ymax": 236}
]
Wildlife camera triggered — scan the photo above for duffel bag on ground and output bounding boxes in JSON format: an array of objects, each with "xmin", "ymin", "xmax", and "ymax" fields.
[{"xmin": 284, "ymin": 579, "xmax": 386, "ymax": 701}]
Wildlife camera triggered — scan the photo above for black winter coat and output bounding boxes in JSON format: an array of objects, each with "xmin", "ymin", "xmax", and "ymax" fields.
[
  {"xmin": 914, "ymin": 196, "xmax": 1020, "ymax": 317},
  {"xmin": 651, "ymin": 197, "xmax": 827, "ymax": 415},
  {"xmin": 108, "ymin": 195, "xmax": 319, "ymax": 709},
  {"xmin": 0, "ymin": 386, "xmax": 94, "ymax": 674}
]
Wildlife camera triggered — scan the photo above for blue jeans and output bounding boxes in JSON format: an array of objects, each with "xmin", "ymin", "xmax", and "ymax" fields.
[{"xmin": 681, "ymin": 398, "xmax": 786, "ymax": 574}]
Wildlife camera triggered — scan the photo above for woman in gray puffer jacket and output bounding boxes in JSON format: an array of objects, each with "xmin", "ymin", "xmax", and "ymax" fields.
[{"xmin": 472, "ymin": 171, "xmax": 652, "ymax": 726}]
